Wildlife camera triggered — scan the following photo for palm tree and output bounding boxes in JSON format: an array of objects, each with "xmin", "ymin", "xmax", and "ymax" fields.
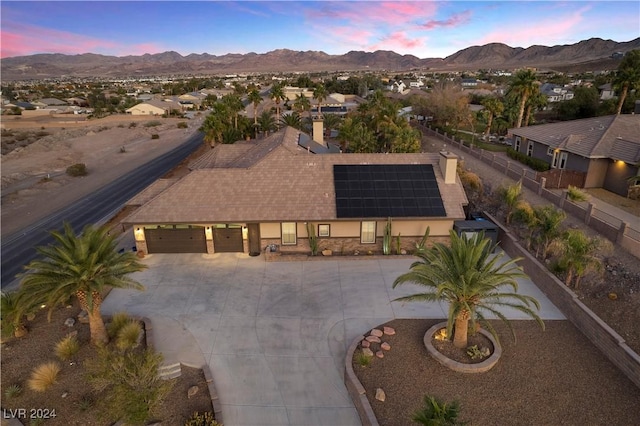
[
  {"xmin": 613, "ymin": 49, "xmax": 640, "ymax": 115},
  {"xmin": 531, "ymin": 205, "xmax": 566, "ymax": 260},
  {"xmin": 222, "ymin": 94, "xmax": 243, "ymax": 129},
  {"xmin": 523, "ymin": 90, "xmax": 546, "ymax": 127},
  {"xmin": 313, "ymin": 84, "xmax": 328, "ymax": 117},
  {"xmin": 280, "ymin": 112, "xmax": 303, "ymax": 130},
  {"xmin": 481, "ymin": 97, "xmax": 504, "ymax": 137},
  {"xmin": 247, "ymin": 89, "xmax": 262, "ymax": 138},
  {"xmin": 322, "ymin": 113, "xmax": 342, "ymax": 139},
  {"xmin": 19, "ymin": 223, "xmax": 147, "ymax": 345},
  {"xmin": 498, "ymin": 180, "xmax": 523, "ymax": 225},
  {"xmin": 270, "ymin": 84, "xmax": 286, "ymax": 129},
  {"xmin": 508, "ymin": 69, "xmax": 538, "ymax": 128},
  {"xmin": 257, "ymin": 110, "xmax": 276, "ymax": 138},
  {"xmin": 549, "ymin": 229, "xmax": 611, "ymax": 288},
  {"xmin": 294, "ymin": 93, "xmax": 311, "ymax": 120},
  {"xmin": 393, "ymin": 230, "xmax": 543, "ymax": 348}
]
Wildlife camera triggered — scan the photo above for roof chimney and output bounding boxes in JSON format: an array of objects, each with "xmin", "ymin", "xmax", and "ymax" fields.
[
  {"xmin": 312, "ymin": 117, "xmax": 325, "ymax": 147},
  {"xmin": 439, "ymin": 151, "xmax": 458, "ymax": 184}
]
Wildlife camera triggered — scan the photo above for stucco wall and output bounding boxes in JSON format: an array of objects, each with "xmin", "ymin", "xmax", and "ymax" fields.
[
  {"xmin": 585, "ymin": 158, "xmax": 610, "ymax": 188},
  {"xmin": 604, "ymin": 160, "xmax": 638, "ymax": 196}
]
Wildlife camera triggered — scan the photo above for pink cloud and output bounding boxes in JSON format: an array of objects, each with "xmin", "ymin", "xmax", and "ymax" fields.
[
  {"xmin": 1, "ymin": 24, "xmax": 165, "ymax": 58},
  {"xmin": 369, "ymin": 31, "xmax": 427, "ymax": 52},
  {"xmin": 420, "ymin": 10, "xmax": 472, "ymax": 30},
  {"xmin": 477, "ymin": 6, "xmax": 590, "ymax": 47},
  {"xmin": 308, "ymin": 1, "xmax": 437, "ymax": 27}
]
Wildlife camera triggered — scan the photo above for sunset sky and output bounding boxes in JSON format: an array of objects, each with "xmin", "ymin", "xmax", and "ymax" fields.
[{"xmin": 1, "ymin": 1, "xmax": 639, "ymax": 59}]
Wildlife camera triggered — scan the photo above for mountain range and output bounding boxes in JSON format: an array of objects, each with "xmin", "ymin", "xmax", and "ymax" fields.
[{"xmin": 2, "ymin": 37, "xmax": 639, "ymax": 80}]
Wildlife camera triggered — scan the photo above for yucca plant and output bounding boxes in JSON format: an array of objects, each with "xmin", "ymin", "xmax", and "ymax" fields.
[
  {"xmin": 116, "ymin": 321, "xmax": 143, "ymax": 351},
  {"xmin": 412, "ymin": 395, "xmax": 463, "ymax": 425},
  {"xmin": 55, "ymin": 335, "xmax": 81, "ymax": 361},
  {"xmin": 4, "ymin": 384, "xmax": 22, "ymax": 399},
  {"xmin": 27, "ymin": 362, "xmax": 61, "ymax": 392}
]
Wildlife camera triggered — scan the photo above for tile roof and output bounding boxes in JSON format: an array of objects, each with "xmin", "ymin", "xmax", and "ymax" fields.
[
  {"xmin": 510, "ymin": 115, "xmax": 640, "ymax": 162},
  {"xmin": 126, "ymin": 179, "xmax": 179, "ymax": 206},
  {"xmin": 126, "ymin": 128, "xmax": 467, "ymax": 224}
]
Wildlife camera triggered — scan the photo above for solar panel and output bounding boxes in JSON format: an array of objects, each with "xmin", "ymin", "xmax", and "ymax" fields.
[{"xmin": 333, "ymin": 164, "xmax": 446, "ymax": 218}]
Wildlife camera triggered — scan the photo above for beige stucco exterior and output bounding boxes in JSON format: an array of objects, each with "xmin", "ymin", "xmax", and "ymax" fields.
[
  {"xmin": 584, "ymin": 158, "xmax": 609, "ymax": 188},
  {"xmin": 126, "ymin": 103, "xmax": 166, "ymax": 116}
]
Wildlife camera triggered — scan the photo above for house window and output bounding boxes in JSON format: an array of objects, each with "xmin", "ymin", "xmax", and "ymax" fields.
[
  {"xmin": 514, "ymin": 137, "xmax": 521, "ymax": 152},
  {"xmin": 547, "ymin": 147, "xmax": 554, "ymax": 156},
  {"xmin": 552, "ymin": 150, "xmax": 559, "ymax": 168},
  {"xmin": 558, "ymin": 152, "xmax": 568, "ymax": 169},
  {"xmin": 361, "ymin": 221, "xmax": 376, "ymax": 244},
  {"xmin": 527, "ymin": 141, "xmax": 534, "ymax": 157},
  {"xmin": 281, "ymin": 222, "xmax": 297, "ymax": 245},
  {"xmin": 318, "ymin": 224, "xmax": 330, "ymax": 237}
]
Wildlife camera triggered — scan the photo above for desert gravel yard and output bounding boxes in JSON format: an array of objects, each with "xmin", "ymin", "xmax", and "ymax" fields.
[{"xmin": 354, "ymin": 319, "xmax": 640, "ymax": 426}]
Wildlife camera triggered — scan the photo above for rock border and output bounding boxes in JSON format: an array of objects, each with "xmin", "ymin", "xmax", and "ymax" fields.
[
  {"xmin": 423, "ymin": 321, "xmax": 502, "ymax": 373},
  {"xmin": 344, "ymin": 334, "xmax": 379, "ymax": 426}
]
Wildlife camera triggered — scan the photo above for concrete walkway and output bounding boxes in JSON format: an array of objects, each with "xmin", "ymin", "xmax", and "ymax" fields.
[{"xmin": 102, "ymin": 253, "xmax": 564, "ymax": 426}]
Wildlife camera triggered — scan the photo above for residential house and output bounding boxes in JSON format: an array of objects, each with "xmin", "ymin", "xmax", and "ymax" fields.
[
  {"xmin": 126, "ymin": 99, "xmax": 182, "ymax": 116},
  {"xmin": 599, "ymin": 83, "xmax": 616, "ymax": 101},
  {"xmin": 461, "ymin": 78, "xmax": 479, "ymax": 88},
  {"xmin": 509, "ymin": 115, "xmax": 640, "ymax": 196},
  {"xmin": 125, "ymin": 126, "xmax": 467, "ymax": 255},
  {"xmin": 387, "ymin": 80, "xmax": 407, "ymax": 93},
  {"xmin": 540, "ymin": 83, "xmax": 574, "ymax": 103}
]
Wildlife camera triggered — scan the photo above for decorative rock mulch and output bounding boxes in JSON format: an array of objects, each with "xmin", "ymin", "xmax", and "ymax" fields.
[{"xmin": 359, "ymin": 327, "xmax": 396, "ymax": 364}]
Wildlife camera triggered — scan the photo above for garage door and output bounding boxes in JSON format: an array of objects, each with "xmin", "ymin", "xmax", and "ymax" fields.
[
  {"xmin": 213, "ymin": 227, "xmax": 244, "ymax": 253},
  {"xmin": 144, "ymin": 227, "xmax": 207, "ymax": 253}
]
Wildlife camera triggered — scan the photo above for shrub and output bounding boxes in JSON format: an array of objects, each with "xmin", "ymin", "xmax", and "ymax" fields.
[
  {"xmin": 27, "ymin": 362, "xmax": 61, "ymax": 392},
  {"xmin": 4, "ymin": 384, "xmax": 22, "ymax": 399},
  {"xmin": 35, "ymin": 131, "xmax": 50, "ymax": 137},
  {"xmin": 66, "ymin": 163, "xmax": 88, "ymax": 177},
  {"xmin": 116, "ymin": 321, "xmax": 143, "ymax": 351},
  {"xmin": 177, "ymin": 121, "xmax": 188, "ymax": 129},
  {"xmin": 354, "ymin": 350, "xmax": 373, "ymax": 367},
  {"xmin": 129, "ymin": 122, "xmax": 138, "ymax": 128},
  {"xmin": 567, "ymin": 185, "xmax": 588, "ymax": 202},
  {"xmin": 87, "ymin": 347, "xmax": 173, "ymax": 424},
  {"xmin": 144, "ymin": 120, "xmax": 162, "ymax": 127},
  {"xmin": 151, "ymin": 134, "xmax": 160, "ymax": 139},
  {"xmin": 185, "ymin": 411, "xmax": 222, "ymax": 426},
  {"xmin": 506, "ymin": 148, "xmax": 550, "ymax": 172},
  {"xmin": 412, "ymin": 395, "xmax": 462, "ymax": 425},
  {"xmin": 55, "ymin": 335, "xmax": 80, "ymax": 361},
  {"xmin": 108, "ymin": 312, "xmax": 133, "ymax": 338}
]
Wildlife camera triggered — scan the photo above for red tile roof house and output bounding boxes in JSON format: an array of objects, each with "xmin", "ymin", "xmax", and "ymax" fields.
[
  {"xmin": 509, "ymin": 114, "xmax": 640, "ymax": 196},
  {"xmin": 125, "ymin": 126, "xmax": 468, "ymax": 257}
]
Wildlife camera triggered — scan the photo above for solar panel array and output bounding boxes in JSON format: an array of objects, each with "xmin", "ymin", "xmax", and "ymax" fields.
[{"xmin": 333, "ymin": 164, "xmax": 446, "ymax": 218}]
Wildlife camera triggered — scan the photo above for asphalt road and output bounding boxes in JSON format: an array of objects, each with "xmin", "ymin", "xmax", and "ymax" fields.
[{"xmin": 1, "ymin": 131, "xmax": 204, "ymax": 290}]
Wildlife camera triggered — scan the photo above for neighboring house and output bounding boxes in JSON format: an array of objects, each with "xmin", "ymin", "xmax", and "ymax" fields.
[
  {"xmin": 387, "ymin": 80, "xmax": 407, "ymax": 93},
  {"xmin": 126, "ymin": 99, "xmax": 181, "ymax": 115},
  {"xmin": 283, "ymin": 86, "xmax": 314, "ymax": 101},
  {"xmin": 509, "ymin": 115, "xmax": 640, "ymax": 196},
  {"xmin": 39, "ymin": 97, "xmax": 68, "ymax": 106},
  {"xmin": 409, "ymin": 81, "xmax": 424, "ymax": 88},
  {"xmin": 125, "ymin": 126, "xmax": 468, "ymax": 255},
  {"xmin": 540, "ymin": 83, "xmax": 574, "ymax": 103},
  {"xmin": 461, "ymin": 78, "xmax": 479, "ymax": 88},
  {"xmin": 599, "ymin": 83, "xmax": 616, "ymax": 101}
]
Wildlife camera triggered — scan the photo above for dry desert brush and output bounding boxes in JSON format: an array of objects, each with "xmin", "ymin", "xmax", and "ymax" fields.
[
  {"xmin": 55, "ymin": 334, "xmax": 81, "ymax": 361},
  {"xmin": 27, "ymin": 361, "xmax": 61, "ymax": 392}
]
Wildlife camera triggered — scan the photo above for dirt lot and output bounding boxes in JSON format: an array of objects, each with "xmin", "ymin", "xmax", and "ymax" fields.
[{"xmin": 1, "ymin": 113, "xmax": 206, "ymax": 236}]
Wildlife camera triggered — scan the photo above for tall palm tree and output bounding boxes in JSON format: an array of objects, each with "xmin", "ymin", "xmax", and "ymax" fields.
[
  {"xmin": 19, "ymin": 223, "xmax": 147, "ymax": 345},
  {"xmin": 523, "ymin": 91, "xmax": 546, "ymax": 127},
  {"xmin": 508, "ymin": 69, "xmax": 538, "ymax": 128},
  {"xmin": 222, "ymin": 94, "xmax": 243, "ymax": 129},
  {"xmin": 247, "ymin": 89, "xmax": 262, "ymax": 138},
  {"xmin": 481, "ymin": 97, "xmax": 504, "ymax": 137},
  {"xmin": 549, "ymin": 229, "xmax": 610, "ymax": 288},
  {"xmin": 322, "ymin": 113, "xmax": 342, "ymax": 138},
  {"xmin": 613, "ymin": 49, "xmax": 640, "ymax": 115},
  {"xmin": 393, "ymin": 230, "xmax": 543, "ymax": 348},
  {"xmin": 313, "ymin": 84, "xmax": 328, "ymax": 117},
  {"xmin": 270, "ymin": 84, "xmax": 286, "ymax": 129},
  {"xmin": 294, "ymin": 93, "xmax": 311, "ymax": 120}
]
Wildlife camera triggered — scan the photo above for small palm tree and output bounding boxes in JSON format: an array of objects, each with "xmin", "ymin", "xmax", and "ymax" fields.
[
  {"xmin": 498, "ymin": 180, "xmax": 523, "ymax": 225},
  {"xmin": 322, "ymin": 113, "xmax": 342, "ymax": 138},
  {"xmin": 19, "ymin": 223, "xmax": 147, "ymax": 345},
  {"xmin": 481, "ymin": 97, "xmax": 504, "ymax": 137},
  {"xmin": 280, "ymin": 112, "xmax": 302, "ymax": 130},
  {"xmin": 393, "ymin": 230, "xmax": 543, "ymax": 348},
  {"xmin": 294, "ymin": 93, "xmax": 311, "ymax": 120},
  {"xmin": 549, "ymin": 229, "xmax": 611, "ymax": 288},
  {"xmin": 257, "ymin": 110, "xmax": 276, "ymax": 138}
]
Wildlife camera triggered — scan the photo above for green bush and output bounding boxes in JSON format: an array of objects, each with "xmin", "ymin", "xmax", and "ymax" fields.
[
  {"xmin": 129, "ymin": 122, "xmax": 138, "ymax": 128},
  {"xmin": 151, "ymin": 134, "xmax": 159, "ymax": 139},
  {"xmin": 144, "ymin": 120, "xmax": 162, "ymax": 128},
  {"xmin": 177, "ymin": 121, "xmax": 188, "ymax": 129},
  {"xmin": 185, "ymin": 411, "xmax": 222, "ymax": 426},
  {"xmin": 506, "ymin": 148, "xmax": 550, "ymax": 172},
  {"xmin": 55, "ymin": 335, "xmax": 81, "ymax": 361},
  {"xmin": 66, "ymin": 163, "xmax": 88, "ymax": 177},
  {"xmin": 107, "ymin": 312, "xmax": 133, "ymax": 338}
]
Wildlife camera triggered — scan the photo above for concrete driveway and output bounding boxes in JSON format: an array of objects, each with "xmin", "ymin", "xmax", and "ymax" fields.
[{"xmin": 102, "ymin": 253, "xmax": 564, "ymax": 426}]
